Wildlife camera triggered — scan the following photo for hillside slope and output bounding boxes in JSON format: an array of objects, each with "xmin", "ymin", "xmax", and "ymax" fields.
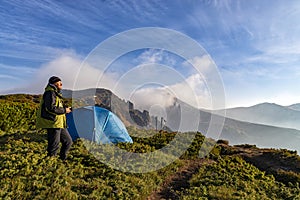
[{"xmin": 1, "ymin": 130, "xmax": 299, "ymax": 199}]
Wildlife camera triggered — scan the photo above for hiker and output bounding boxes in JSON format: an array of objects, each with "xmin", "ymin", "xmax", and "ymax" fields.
[{"xmin": 36, "ymin": 76, "xmax": 72, "ymax": 160}]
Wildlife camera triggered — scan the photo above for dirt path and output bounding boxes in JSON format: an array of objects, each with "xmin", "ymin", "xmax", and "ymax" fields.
[{"xmin": 147, "ymin": 158, "xmax": 214, "ymax": 200}]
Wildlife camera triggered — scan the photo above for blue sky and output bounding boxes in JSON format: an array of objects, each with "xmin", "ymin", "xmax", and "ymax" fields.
[{"xmin": 1, "ymin": 0, "xmax": 300, "ymax": 108}]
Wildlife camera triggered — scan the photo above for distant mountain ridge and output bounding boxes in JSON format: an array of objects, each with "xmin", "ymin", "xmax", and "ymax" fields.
[
  {"xmin": 287, "ymin": 103, "xmax": 300, "ymax": 111},
  {"xmin": 215, "ymin": 102, "xmax": 300, "ymax": 130},
  {"xmin": 164, "ymin": 99, "xmax": 300, "ymax": 153}
]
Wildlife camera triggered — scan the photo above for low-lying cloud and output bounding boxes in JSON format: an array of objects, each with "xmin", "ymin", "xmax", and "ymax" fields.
[
  {"xmin": 130, "ymin": 73, "xmax": 212, "ymax": 113},
  {"xmin": 7, "ymin": 53, "xmax": 116, "ymax": 94}
]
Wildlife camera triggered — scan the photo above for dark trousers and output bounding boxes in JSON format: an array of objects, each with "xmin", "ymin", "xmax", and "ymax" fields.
[{"xmin": 47, "ymin": 128, "xmax": 73, "ymax": 160}]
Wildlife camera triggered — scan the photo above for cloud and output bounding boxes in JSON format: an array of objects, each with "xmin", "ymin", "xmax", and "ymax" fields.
[
  {"xmin": 106, "ymin": 0, "xmax": 167, "ymax": 24},
  {"xmin": 130, "ymin": 73, "xmax": 211, "ymax": 114},
  {"xmin": 135, "ymin": 49, "xmax": 177, "ymax": 66},
  {"xmin": 130, "ymin": 87, "xmax": 175, "ymax": 110},
  {"xmin": 183, "ymin": 55, "xmax": 215, "ymax": 76},
  {"xmin": 170, "ymin": 73, "xmax": 211, "ymax": 108},
  {"xmin": 0, "ymin": 44, "xmax": 75, "ymax": 63},
  {"xmin": 0, "ymin": 64, "xmax": 37, "ymax": 92},
  {"xmin": 4, "ymin": 53, "xmax": 117, "ymax": 94},
  {"xmin": 136, "ymin": 49, "xmax": 164, "ymax": 64}
]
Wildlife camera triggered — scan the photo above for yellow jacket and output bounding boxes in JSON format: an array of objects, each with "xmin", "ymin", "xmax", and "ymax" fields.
[{"xmin": 36, "ymin": 85, "xmax": 67, "ymax": 129}]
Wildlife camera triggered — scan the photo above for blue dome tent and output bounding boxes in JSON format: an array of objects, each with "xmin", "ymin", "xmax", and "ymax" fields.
[{"xmin": 66, "ymin": 106, "xmax": 133, "ymax": 144}]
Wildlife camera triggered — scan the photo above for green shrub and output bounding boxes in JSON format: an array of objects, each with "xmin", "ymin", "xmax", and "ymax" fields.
[
  {"xmin": 179, "ymin": 156, "xmax": 300, "ymax": 199},
  {"xmin": 0, "ymin": 102, "xmax": 38, "ymax": 135}
]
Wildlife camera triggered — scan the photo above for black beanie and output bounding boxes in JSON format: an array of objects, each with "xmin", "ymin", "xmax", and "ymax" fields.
[{"xmin": 48, "ymin": 76, "xmax": 61, "ymax": 84}]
